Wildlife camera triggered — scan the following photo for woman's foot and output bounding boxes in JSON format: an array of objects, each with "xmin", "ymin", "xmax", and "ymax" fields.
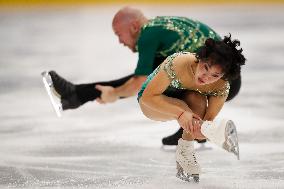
[
  {"xmin": 201, "ymin": 119, "xmax": 240, "ymax": 159},
  {"xmin": 176, "ymin": 138, "xmax": 201, "ymax": 182}
]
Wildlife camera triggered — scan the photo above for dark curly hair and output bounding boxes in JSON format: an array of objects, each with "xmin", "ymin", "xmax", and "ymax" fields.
[{"xmin": 195, "ymin": 34, "xmax": 246, "ymax": 81}]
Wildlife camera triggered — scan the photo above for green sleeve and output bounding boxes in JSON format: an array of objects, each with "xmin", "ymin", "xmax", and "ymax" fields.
[{"xmin": 134, "ymin": 28, "xmax": 161, "ymax": 76}]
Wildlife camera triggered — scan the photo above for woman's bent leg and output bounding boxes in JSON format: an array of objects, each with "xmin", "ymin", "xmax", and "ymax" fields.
[
  {"xmin": 181, "ymin": 91, "xmax": 207, "ymax": 140},
  {"xmin": 139, "ymin": 96, "xmax": 191, "ymax": 121}
]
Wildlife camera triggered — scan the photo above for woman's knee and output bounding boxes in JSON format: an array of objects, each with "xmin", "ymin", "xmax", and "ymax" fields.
[
  {"xmin": 182, "ymin": 91, "xmax": 207, "ymax": 117},
  {"xmin": 183, "ymin": 92, "xmax": 207, "ymax": 108},
  {"xmin": 139, "ymin": 100, "xmax": 168, "ymax": 121}
]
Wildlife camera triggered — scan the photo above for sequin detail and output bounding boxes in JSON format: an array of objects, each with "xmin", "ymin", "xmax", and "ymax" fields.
[
  {"xmin": 193, "ymin": 82, "xmax": 230, "ymax": 97},
  {"xmin": 140, "ymin": 16, "xmax": 221, "ymax": 56},
  {"xmin": 163, "ymin": 52, "xmax": 187, "ymax": 89}
]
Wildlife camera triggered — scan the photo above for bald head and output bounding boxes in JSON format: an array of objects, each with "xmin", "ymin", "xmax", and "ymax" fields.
[
  {"xmin": 112, "ymin": 7, "xmax": 148, "ymax": 52},
  {"xmin": 112, "ymin": 7, "xmax": 147, "ymax": 26}
]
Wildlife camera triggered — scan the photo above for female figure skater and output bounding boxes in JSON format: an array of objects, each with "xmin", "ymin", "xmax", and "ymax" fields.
[{"xmin": 138, "ymin": 35, "xmax": 246, "ymax": 182}]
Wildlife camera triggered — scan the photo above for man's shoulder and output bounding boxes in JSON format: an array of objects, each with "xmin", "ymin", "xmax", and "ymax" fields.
[
  {"xmin": 152, "ymin": 16, "xmax": 191, "ymax": 22},
  {"xmin": 139, "ymin": 16, "xmax": 189, "ymax": 40},
  {"xmin": 143, "ymin": 16, "xmax": 192, "ymax": 28}
]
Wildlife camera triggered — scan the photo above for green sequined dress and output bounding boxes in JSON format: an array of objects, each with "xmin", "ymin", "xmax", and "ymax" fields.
[{"xmin": 137, "ymin": 52, "xmax": 230, "ymax": 101}]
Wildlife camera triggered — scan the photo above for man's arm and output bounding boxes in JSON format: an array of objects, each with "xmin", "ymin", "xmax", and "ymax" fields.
[
  {"xmin": 114, "ymin": 75, "xmax": 147, "ymax": 97},
  {"xmin": 95, "ymin": 75, "xmax": 147, "ymax": 103}
]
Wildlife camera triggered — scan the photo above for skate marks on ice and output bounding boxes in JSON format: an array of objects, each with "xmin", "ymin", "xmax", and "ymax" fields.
[
  {"xmin": 0, "ymin": 142, "xmax": 177, "ymax": 188},
  {"xmin": 1, "ymin": 119, "xmax": 283, "ymax": 189},
  {"xmin": 0, "ymin": 164, "xmax": 148, "ymax": 188},
  {"xmin": 198, "ymin": 144, "xmax": 284, "ymax": 189}
]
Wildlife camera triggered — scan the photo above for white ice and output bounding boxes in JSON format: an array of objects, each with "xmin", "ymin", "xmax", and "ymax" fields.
[{"xmin": 0, "ymin": 5, "xmax": 284, "ymax": 189}]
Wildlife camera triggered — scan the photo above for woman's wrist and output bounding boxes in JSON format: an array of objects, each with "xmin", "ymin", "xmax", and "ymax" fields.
[{"xmin": 177, "ymin": 111, "xmax": 184, "ymax": 120}]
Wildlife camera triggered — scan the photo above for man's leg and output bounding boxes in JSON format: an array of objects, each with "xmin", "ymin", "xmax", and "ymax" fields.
[
  {"xmin": 48, "ymin": 71, "xmax": 134, "ymax": 110},
  {"xmin": 162, "ymin": 76, "xmax": 242, "ymax": 145},
  {"xmin": 75, "ymin": 74, "xmax": 134, "ymax": 105}
]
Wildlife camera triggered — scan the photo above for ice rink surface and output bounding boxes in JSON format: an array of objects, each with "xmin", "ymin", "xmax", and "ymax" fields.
[{"xmin": 0, "ymin": 4, "xmax": 284, "ymax": 188}]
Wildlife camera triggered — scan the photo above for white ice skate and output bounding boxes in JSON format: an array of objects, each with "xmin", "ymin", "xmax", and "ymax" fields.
[
  {"xmin": 201, "ymin": 119, "xmax": 240, "ymax": 160},
  {"xmin": 41, "ymin": 71, "xmax": 62, "ymax": 117},
  {"xmin": 176, "ymin": 138, "xmax": 200, "ymax": 182}
]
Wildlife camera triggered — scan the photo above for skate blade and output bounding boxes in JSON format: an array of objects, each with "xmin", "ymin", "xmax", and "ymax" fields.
[
  {"xmin": 225, "ymin": 120, "xmax": 240, "ymax": 160},
  {"xmin": 176, "ymin": 172, "xmax": 199, "ymax": 183},
  {"xmin": 176, "ymin": 162, "xmax": 199, "ymax": 183},
  {"xmin": 41, "ymin": 71, "xmax": 62, "ymax": 117}
]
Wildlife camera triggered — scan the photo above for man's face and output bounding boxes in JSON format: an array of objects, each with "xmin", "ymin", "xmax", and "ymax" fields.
[{"xmin": 113, "ymin": 22, "xmax": 137, "ymax": 52}]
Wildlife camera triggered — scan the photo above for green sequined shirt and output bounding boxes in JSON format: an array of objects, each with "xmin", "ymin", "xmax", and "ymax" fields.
[{"xmin": 134, "ymin": 16, "xmax": 221, "ymax": 76}]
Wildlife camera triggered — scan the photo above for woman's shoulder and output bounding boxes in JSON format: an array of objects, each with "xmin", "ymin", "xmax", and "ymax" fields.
[
  {"xmin": 170, "ymin": 52, "xmax": 197, "ymax": 75},
  {"xmin": 166, "ymin": 52, "xmax": 196, "ymax": 68},
  {"xmin": 161, "ymin": 52, "xmax": 197, "ymax": 87},
  {"xmin": 214, "ymin": 79, "xmax": 230, "ymax": 88},
  {"xmin": 160, "ymin": 52, "xmax": 194, "ymax": 83},
  {"xmin": 208, "ymin": 79, "xmax": 230, "ymax": 97},
  {"xmin": 171, "ymin": 51, "xmax": 195, "ymax": 60}
]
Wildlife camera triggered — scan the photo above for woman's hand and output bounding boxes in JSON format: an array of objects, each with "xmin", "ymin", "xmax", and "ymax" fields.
[{"xmin": 177, "ymin": 111, "xmax": 202, "ymax": 137}]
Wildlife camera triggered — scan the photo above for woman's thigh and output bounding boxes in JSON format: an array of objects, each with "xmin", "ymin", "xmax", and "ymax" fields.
[
  {"xmin": 139, "ymin": 101, "xmax": 172, "ymax": 121},
  {"xmin": 181, "ymin": 91, "xmax": 207, "ymax": 118}
]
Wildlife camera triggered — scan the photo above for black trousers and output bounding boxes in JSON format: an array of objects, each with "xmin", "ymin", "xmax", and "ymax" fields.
[{"xmin": 76, "ymin": 74, "xmax": 135, "ymax": 104}]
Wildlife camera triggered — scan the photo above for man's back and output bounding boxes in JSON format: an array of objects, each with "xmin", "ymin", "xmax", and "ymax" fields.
[{"xmin": 135, "ymin": 16, "xmax": 221, "ymax": 76}]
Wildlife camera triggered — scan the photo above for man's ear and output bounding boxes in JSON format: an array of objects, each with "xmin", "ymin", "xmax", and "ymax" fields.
[{"xmin": 130, "ymin": 20, "xmax": 140, "ymax": 34}]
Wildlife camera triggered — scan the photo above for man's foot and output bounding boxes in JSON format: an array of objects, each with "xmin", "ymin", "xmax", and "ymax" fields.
[
  {"xmin": 162, "ymin": 128, "xmax": 183, "ymax": 145},
  {"xmin": 162, "ymin": 128, "xmax": 207, "ymax": 145},
  {"xmin": 195, "ymin": 139, "xmax": 207, "ymax": 143},
  {"xmin": 48, "ymin": 71, "xmax": 82, "ymax": 110}
]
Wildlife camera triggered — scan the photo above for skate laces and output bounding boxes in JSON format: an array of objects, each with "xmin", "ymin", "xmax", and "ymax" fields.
[{"xmin": 180, "ymin": 146, "xmax": 197, "ymax": 164}]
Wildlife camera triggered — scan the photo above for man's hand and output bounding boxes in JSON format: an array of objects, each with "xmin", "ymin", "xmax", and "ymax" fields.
[{"xmin": 95, "ymin": 85, "xmax": 119, "ymax": 104}]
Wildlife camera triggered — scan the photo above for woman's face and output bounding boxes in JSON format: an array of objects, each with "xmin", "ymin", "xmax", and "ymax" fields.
[{"xmin": 195, "ymin": 60, "xmax": 224, "ymax": 85}]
